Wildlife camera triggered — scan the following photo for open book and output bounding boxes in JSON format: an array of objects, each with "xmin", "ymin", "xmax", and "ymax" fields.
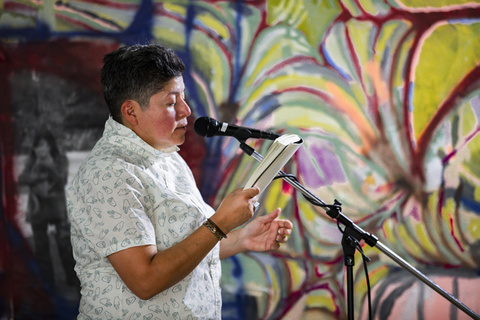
[{"xmin": 244, "ymin": 134, "xmax": 303, "ymax": 193}]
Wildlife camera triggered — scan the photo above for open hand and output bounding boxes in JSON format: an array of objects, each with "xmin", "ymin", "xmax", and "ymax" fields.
[{"xmin": 238, "ymin": 208, "xmax": 293, "ymax": 251}]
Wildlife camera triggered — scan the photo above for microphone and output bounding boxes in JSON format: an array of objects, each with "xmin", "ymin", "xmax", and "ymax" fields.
[{"xmin": 194, "ymin": 116, "xmax": 280, "ymax": 141}]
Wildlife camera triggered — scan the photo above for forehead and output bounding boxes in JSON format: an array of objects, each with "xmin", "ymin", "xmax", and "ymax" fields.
[{"xmin": 161, "ymin": 76, "xmax": 185, "ymax": 94}]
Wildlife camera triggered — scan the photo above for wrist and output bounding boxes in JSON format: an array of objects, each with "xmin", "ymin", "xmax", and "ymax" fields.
[
  {"xmin": 203, "ymin": 218, "xmax": 227, "ymax": 241},
  {"xmin": 230, "ymin": 229, "xmax": 247, "ymax": 252},
  {"xmin": 219, "ymin": 229, "xmax": 246, "ymax": 260},
  {"xmin": 209, "ymin": 213, "xmax": 231, "ymax": 235}
]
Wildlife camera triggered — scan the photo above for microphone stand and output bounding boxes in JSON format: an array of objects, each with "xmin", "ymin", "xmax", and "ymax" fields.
[{"xmin": 237, "ymin": 140, "xmax": 480, "ymax": 320}]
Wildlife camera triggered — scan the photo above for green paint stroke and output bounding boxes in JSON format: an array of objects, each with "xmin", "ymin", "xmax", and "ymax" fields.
[
  {"xmin": 396, "ymin": 0, "xmax": 480, "ymax": 8},
  {"xmin": 412, "ymin": 22, "xmax": 480, "ymax": 139}
]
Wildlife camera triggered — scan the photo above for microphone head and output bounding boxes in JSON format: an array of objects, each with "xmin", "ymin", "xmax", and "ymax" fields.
[{"xmin": 194, "ymin": 116, "xmax": 220, "ymax": 137}]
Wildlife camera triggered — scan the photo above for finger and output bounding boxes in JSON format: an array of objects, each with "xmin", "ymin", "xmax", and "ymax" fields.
[
  {"xmin": 271, "ymin": 241, "xmax": 280, "ymax": 250},
  {"xmin": 244, "ymin": 186, "xmax": 260, "ymax": 198},
  {"xmin": 276, "ymin": 227, "xmax": 292, "ymax": 237},
  {"xmin": 248, "ymin": 198, "xmax": 259, "ymax": 212},
  {"xmin": 277, "ymin": 219, "xmax": 293, "ymax": 230},
  {"xmin": 259, "ymin": 208, "xmax": 281, "ymax": 222},
  {"xmin": 276, "ymin": 234, "xmax": 289, "ymax": 243}
]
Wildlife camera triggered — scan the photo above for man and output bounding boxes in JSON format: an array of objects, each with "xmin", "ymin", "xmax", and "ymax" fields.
[{"xmin": 67, "ymin": 43, "xmax": 293, "ymax": 319}]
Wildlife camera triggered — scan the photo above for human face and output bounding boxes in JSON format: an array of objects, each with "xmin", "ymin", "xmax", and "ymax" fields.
[
  {"xmin": 34, "ymin": 139, "xmax": 51, "ymax": 158},
  {"xmin": 132, "ymin": 76, "xmax": 191, "ymax": 150}
]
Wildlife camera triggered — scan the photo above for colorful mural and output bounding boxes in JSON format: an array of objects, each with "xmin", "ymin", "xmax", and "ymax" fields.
[{"xmin": 1, "ymin": 0, "xmax": 480, "ymax": 319}]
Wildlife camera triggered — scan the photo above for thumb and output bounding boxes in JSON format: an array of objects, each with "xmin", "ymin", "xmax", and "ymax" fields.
[
  {"xmin": 260, "ymin": 207, "xmax": 281, "ymax": 222},
  {"xmin": 244, "ymin": 186, "xmax": 260, "ymax": 199}
]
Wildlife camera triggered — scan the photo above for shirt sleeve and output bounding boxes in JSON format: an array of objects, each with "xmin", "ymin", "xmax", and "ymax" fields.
[{"xmin": 68, "ymin": 164, "xmax": 156, "ymax": 258}]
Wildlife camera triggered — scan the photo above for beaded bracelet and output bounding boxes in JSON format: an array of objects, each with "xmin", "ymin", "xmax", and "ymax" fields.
[{"xmin": 203, "ymin": 218, "xmax": 227, "ymax": 241}]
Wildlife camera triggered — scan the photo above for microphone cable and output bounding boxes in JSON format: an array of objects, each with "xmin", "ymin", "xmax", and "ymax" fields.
[
  {"xmin": 337, "ymin": 221, "xmax": 373, "ymax": 320},
  {"xmin": 274, "ymin": 173, "xmax": 373, "ymax": 319}
]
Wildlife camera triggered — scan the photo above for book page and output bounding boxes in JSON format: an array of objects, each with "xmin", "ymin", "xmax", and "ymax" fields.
[{"xmin": 244, "ymin": 134, "xmax": 303, "ymax": 192}]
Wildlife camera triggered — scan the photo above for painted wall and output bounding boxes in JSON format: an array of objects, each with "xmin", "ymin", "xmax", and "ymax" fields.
[{"xmin": 1, "ymin": 0, "xmax": 480, "ymax": 319}]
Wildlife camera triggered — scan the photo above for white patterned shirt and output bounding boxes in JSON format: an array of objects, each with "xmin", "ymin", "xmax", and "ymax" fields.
[{"xmin": 67, "ymin": 117, "xmax": 222, "ymax": 320}]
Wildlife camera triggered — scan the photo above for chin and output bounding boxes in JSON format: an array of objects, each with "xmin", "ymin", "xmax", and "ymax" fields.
[{"xmin": 175, "ymin": 138, "xmax": 185, "ymax": 146}]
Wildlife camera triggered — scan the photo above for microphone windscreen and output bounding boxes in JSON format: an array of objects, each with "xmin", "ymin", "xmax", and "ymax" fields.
[{"xmin": 194, "ymin": 116, "xmax": 218, "ymax": 137}]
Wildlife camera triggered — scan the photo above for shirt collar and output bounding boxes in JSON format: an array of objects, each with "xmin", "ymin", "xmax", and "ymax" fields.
[{"xmin": 104, "ymin": 116, "xmax": 180, "ymax": 158}]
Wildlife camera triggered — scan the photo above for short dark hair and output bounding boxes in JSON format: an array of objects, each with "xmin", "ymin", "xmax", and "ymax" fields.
[{"xmin": 100, "ymin": 44, "xmax": 185, "ymax": 122}]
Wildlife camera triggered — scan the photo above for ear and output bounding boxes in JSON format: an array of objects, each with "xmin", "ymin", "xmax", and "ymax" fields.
[{"xmin": 120, "ymin": 100, "xmax": 140, "ymax": 127}]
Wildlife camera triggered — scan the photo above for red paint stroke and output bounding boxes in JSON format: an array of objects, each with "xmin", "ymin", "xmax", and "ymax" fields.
[
  {"xmin": 416, "ymin": 66, "xmax": 480, "ymax": 169},
  {"xmin": 449, "ymin": 215, "xmax": 465, "ymax": 252}
]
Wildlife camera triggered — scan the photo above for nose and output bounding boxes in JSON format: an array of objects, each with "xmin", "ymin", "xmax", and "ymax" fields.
[{"xmin": 177, "ymin": 98, "xmax": 191, "ymax": 119}]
